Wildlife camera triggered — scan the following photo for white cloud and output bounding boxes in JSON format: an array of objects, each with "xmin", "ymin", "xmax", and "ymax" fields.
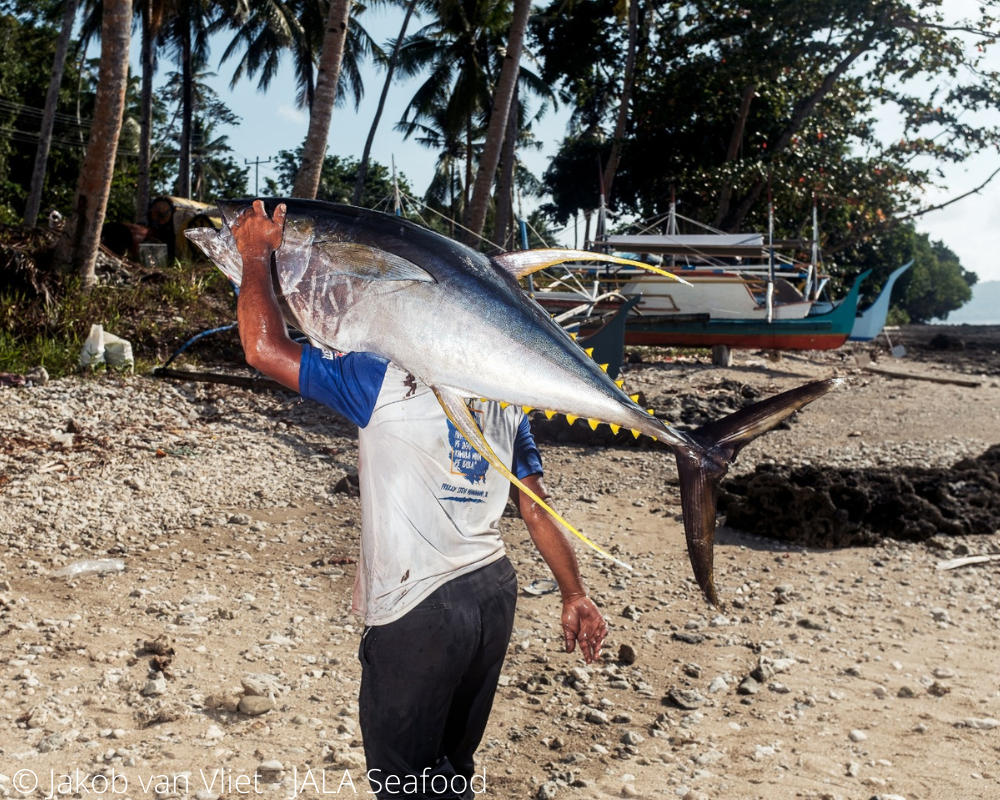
[{"xmin": 277, "ymin": 105, "xmax": 307, "ymax": 125}]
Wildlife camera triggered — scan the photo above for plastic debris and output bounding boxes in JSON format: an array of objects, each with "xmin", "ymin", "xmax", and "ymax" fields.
[
  {"xmin": 79, "ymin": 324, "xmax": 134, "ymax": 370},
  {"xmin": 51, "ymin": 559, "xmax": 126, "ymax": 579}
]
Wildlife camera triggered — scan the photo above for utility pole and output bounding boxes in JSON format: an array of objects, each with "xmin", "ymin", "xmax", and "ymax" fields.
[{"xmin": 245, "ymin": 156, "xmax": 272, "ymax": 196}]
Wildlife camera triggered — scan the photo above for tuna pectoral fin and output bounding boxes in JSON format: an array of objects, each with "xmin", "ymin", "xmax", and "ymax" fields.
[
  {"xmin": 432, "ymin": 388, "xmax": 631, "ymax": 571},
  {"xmin": 678, "ymin": 378, "xmax": 843, "ymax": 607}
]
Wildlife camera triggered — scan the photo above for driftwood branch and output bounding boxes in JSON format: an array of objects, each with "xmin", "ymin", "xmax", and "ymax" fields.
[
  {"xmin": 936, "ymin": 554, "xmax": 1000, "ymax": 571},
  {"xmin": 864, "ymin": 365, "xmax": 981, "ymax": 388}
]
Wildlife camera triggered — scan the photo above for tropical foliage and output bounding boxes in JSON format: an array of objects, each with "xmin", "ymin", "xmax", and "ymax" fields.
[{"xmin": 1, "ymin": 0, "xmax": 998, "ymax": 319}]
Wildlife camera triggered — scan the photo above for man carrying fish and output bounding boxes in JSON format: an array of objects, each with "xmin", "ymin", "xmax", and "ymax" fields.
[{"xmin": 230, "ymin": 199, "xmax": 607, "ymax": 799}]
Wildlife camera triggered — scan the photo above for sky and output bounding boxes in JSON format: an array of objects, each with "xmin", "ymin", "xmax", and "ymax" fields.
[{"xmin": 135, "ymin": 3, "xmax": 1000, "ymax": 284}]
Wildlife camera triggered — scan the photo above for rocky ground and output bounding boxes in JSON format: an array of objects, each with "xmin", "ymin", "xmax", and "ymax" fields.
[{"xmin": 0, "ymin": 325, "xmax": 999, "ymax": 800}]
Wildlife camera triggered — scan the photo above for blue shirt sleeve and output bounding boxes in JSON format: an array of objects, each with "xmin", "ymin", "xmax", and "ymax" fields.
[
  {"xmin": 512, "ymin": 413, "xmax": 543, "ymax": 479},
  {"xmin": 299, "ymin": 344, "xmax": 389, "ymax": 428}
]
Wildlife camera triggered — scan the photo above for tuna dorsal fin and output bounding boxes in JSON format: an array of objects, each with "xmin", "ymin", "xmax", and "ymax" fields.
[
  {"xmin": 313, "ymin": 241, "xmax": 435, "ymax": 283},
  {"xmin": 493, "ymin": 249, "xmax": 690, "ymax": 284},
  {"xmin": 432, "ymin": 387, "xmax": 631, "ymax": 570}
]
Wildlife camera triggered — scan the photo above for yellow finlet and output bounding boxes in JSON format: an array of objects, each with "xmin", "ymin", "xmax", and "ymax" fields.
[
  {"xmin": 599, "ymin": 363, "xmax": 609, "ymax": 372},
  {"xmin": 522, "ymin": 406, "xmax": 533, "ymax": 414},
  {"xmin": 615, "ymin": 379, "xmax": 625, "ymax": 389},
  {"xmin": 585, "ymin": 347, "xmax": 594, "ymax": 357},
  {"xmin": 565, "ymin": 414, "xmax": 578, "ymax": 425},
  {"xmin": 647, "ymin": 408, "xmax": 656, "ymax": 416},
  {"xmin": 609, "ymin": 423, "xmax": 621, "ymax": 435},
  {"xmin": 499, "ymin": 401, "xmax": 509, "ymax": 409},
  {"xmin": 544, "ymin": 409, "xmax": 556, "ymax": 420},
  {"xmin": 631, "ymin": 428, "xmax": 641, "ymax": 439},
  {"xmin": 630, "ymin": 394, "xmax": 640, "ymax": 403},
  {"xmin": 587, "ymin": 418, "xmax": 600, "ymax": 431},
  {"xmin": 569, "ymin": 332, "xmax": 578, "ymax": 341}
]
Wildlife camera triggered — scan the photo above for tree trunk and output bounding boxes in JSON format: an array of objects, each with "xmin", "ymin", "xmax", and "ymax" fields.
[
  {"xmin": 714, "ymin": 82, "xmax": 756, "ymax": 228},
  {"xmin": 492, "ymin": 89, "xmax": 519, "ymax": 249},
  {"xmin": 463, "ymin": 0, "xmax": 531, "ymax": 244},
  {"xmin": 292, "ymin": 0, "xmax": 352, "ymax": 198},
  {"xmin": 464, "ymin": 120, "xmax": 472, "ymax": 215},
  {"xmin": 136, "ymin": 0, "xmax": 158, "ymax": 224},
  {"xmin": 24, "ymin": 0, "xmax": 80, "ymax": 228},
  {"xmin": 352, "ymin": 0, "xmax": 418, "ymax": 206},
  {"xmin": 53, "ymin": 0, "xmax": 133, "ymax": 288},
  {"xmin": 175, "ymin": 15, "xmax": 193, "ymax": 198},
  {"xmin": 601, "ymin": 0, "xmax": 639, "ymax": 203}
]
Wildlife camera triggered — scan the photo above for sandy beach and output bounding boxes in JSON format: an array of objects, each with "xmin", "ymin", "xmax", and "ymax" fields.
[{"xmin": 0, "ymin": 324, "xmax": 998, "ymax": 800}]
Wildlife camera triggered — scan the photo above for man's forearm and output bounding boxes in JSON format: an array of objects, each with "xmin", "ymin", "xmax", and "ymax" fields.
[
  {"xmin": 237, "ymin": 252, "xmax": 290, "ymax": 366},
  {"xmin": 231, "ymin": 201, "xmax": 301, "ymax": 392},
  {"xmin": 516, "ymin": 473, "xmax": 608, "ymax": 663},
  {"xmin": 517, "ymin": 476, "xmax": 588, "ymax": 602}
]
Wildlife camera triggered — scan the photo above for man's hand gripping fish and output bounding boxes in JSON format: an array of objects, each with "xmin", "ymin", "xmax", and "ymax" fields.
[{"xmin": 187, "ymin": 198, "xmax": 841, "ymax": 606}]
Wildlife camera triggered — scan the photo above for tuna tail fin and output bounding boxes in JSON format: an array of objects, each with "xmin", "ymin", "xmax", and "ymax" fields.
[{"xmin": 676, "ymin": 378, "xmax": 843, "ymax": 606}]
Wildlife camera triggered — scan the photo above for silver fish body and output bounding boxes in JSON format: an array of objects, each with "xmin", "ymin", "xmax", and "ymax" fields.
[{"xmin": 187, "ymin": 198, "xmax": 840, "ymax": 605}]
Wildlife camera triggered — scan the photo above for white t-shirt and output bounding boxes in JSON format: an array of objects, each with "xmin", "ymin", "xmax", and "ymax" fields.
[{"xmin": 299, "ymin": 345, "xmax": 542, "ymax": 625}]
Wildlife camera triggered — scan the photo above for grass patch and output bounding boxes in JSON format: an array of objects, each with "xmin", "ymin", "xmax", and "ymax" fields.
[{"xmin": 0, "ymin": 242, "xmax": 243, "ymax": 378}]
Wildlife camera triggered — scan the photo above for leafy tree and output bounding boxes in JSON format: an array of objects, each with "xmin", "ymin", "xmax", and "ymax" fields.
[
  {"xmin": 845, "ymin": 223, "xmax": 976, "ymax": 323},
  {"xmin": 535, "ymin": 0, "xmax": 1000, "ymax": 257},
  {"xmin": 265, "ymin": 147, "xmax": 412, "ymax": 209}
]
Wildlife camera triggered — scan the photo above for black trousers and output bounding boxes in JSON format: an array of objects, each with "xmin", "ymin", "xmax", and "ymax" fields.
[{"xmin": 358, "ymin": 556, "xmax": 518, "ymax": 799}]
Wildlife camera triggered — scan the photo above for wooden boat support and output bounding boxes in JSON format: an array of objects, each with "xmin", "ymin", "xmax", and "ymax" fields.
[{"xmin": 581, "ymin": 270, "xmax": 871, "ymax": 352}]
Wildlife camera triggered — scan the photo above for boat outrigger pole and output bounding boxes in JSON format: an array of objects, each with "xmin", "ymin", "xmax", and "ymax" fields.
[
  {"xmin": 766, "ymin": 175, "xmax": 775, "ymax": 324},
  {"xmin": 807, "ymin": 194, "xmax": 819, "ymax": 301}
]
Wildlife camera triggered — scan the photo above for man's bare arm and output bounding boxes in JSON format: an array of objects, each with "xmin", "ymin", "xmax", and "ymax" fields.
[
  {"xmin": 516, "ymin": 474, "xmax": 608, "ymax": 664},
  {"xmin": 230, "ymin": 200, "xmax": 302, "ymax": 392}
]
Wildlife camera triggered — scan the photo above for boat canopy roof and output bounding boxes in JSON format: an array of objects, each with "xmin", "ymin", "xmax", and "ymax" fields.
[{"xmin": 603, "ymin": 233, "xmax": 766, "ymax": 258}]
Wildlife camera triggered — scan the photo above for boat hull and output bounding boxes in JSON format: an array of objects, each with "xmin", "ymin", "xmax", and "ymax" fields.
[{"xmin": 583, "ymin": 271, "xmax": 870, "ymax": 352}]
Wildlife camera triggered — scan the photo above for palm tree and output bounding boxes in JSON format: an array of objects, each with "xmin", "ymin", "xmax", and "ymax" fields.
[
  {"xmin": 397, "ymin": 101, "xmax": 484, "ymax": 233},
  {"xmin": 352, "ymin": 0, "xmax": 425, "ymax": 205},
  {"xmin": 392, "ymin": 0, "xmax": 508, "ymax": 221},
  {"xmin": 190, "ymin": 118, "xmax": 235, "ymax": 200},
  {"xmin": 24, "ymin": 0, "xmax": 81, "ymax": 228},
  {"xmin": 396, "ymin": 0, "xmax": 551, "ymax": 239},
  {"xmin": 160, "ymin": 0, "xmax": 218, "ymax": 198},
  {"xmin": 463, "ymin": 0, "xmax": 531, "ymax": 244},
  {"xmin": 53, "ymin": 0, "xmax": 134, "ymax": 286},
  {"xmin": 136, "ymin": 0, "xmax": 175, "ymax": 223},
  {"xmin": 291, "ymin": 0, "xmax": 352, "ymax": 197},
  {"xmin": 220, "ymin": 0, "xmax": 383, "ymax": 112}
]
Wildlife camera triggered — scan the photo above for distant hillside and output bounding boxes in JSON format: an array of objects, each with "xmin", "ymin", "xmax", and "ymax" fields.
[{"xmin": 943, "ymin": 281, "xmax": 1000, "ymax": 324}]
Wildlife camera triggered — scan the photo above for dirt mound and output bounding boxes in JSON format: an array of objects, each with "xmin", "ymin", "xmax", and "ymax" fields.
[{"xmin": 718, "ymin": 444, "xmax": 1000, "ymax": 547}]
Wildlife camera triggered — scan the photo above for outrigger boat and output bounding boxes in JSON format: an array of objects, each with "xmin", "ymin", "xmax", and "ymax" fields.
[{"xmin": 528, "ymin": 200, "xmax": 898, "ymax": 353}]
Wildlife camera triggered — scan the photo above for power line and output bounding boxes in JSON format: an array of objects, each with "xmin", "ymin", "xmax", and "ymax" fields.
[
  {"xmin": 244, "ymin": 156, "xmax": 272, "ymax": 195},
  {"xmin": 0, "ymin": 98, "xmax": 92, "ymax": 131}
]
